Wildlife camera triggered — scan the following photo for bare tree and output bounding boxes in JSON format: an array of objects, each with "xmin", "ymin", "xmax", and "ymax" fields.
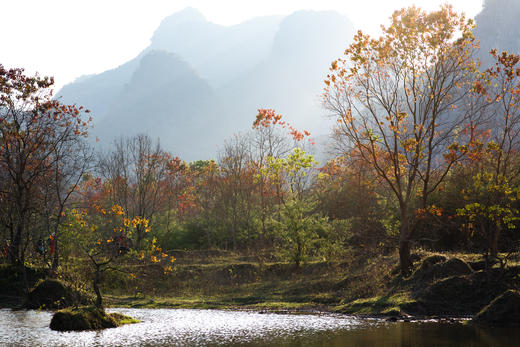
[{"xmin": 98, "ymin": 134, "xmax": 168, "ymax": 249}]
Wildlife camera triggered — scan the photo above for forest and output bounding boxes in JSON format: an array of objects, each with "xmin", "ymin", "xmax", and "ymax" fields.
[{"xmin": 1, "ymin": 5, "xmax": 520, "ymax": 328}]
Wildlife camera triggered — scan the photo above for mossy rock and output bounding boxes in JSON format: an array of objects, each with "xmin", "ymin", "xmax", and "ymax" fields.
[
  {"xmin": 50, "ymin": 306, "xmax": 138, "ymax": 331},
  {"xmin": 436, "ymin": 258, "xmax": 473, "ymax": 278},
  {"xmin": 0, "ymin": 265, "xmax": 46, "ymax": 297},
  {"xmin": 473, "ymin": 290, "xmax": 520, "ymax": 327},
  {"xmin": 26, "ymin": 279, "xmax": 72, "ymax": 309},
  {"xmin": 26, "ymin": 279, "xmax": 93, "ymax": 309},
  {"xmin": 422, "ymin": 255, "xmax": 447, "ymax": 267},
  {"xmin": 418, "ymin": 276, "xmax": 476, "ymax": 314},
  {"xmin": 412, "ymin": 256, "xmax": 472, "ymax": 283}
]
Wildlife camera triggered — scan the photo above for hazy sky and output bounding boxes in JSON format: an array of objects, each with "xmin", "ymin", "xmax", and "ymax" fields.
[{"xmin": 0, "ymin": 0, "xmax": 484, "ymax": 91}]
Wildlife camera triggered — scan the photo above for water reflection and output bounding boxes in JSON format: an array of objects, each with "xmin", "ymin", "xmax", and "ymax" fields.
[{"xmin": 0, "ymin": 308, "xmax": 518, "ymax": 346}]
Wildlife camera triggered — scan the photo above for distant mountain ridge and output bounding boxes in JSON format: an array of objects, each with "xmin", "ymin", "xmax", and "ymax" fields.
[
  {"xmin": 58, "ymin": 3, "xmax": 517, "ymax": 160},
  {"xmin": 57, "ymin": 8, "xmax": 354, "ymax": 160},
  {"xmin": 474, "ymin": 0, "xmax": 520, "ymax": 67}
]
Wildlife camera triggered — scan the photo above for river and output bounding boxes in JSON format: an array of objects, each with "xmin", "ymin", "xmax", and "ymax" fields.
[{"xmin": 1, "ymin": 308, "xmax": 519, "ymax": 346}]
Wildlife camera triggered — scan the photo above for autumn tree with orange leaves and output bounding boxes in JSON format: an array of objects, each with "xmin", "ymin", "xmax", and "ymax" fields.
[
  {"xmin": 98, "ymin": 134, "xmax": 168, "ymax": 250},
  {"xmin": 456, "ymin": 50, "xmax": 520, "ymax": 260},
  {"xmin": 0, "ymin": 65, "xmax": 91, "ymax": 268},
  {"xmin": 324, "ymin": 6, "xmax": 483, "ymax": 274},
  {"xmin": 61, "ymin": 205, "xmax": 175, "ymax": 308}
]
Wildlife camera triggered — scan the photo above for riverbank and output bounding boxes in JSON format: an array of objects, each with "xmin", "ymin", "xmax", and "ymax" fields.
[
  {"xmin": 2, "ymin": 250, "xmax": 519, "ymax": 323},
  {"xmin": 100, "ymin": 249, "xmax": 520, "ymax": 322}
]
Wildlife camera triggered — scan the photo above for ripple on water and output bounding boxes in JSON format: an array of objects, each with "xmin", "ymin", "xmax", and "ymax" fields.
[
  {"xmin": 1, "ymin": 308, "xmax": 520, "ymax": 346},
  {"xmin": 0, "ymin": 308, "xmax": 364, "ymax": 346}
]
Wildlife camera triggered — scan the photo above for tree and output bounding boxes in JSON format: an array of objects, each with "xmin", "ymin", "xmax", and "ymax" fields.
[
  {"xmin": 314, "ymin": 154, "xmax": 394, "ymax": 251},
  {"xmin": 457, "ymin": 172, "xmax": 519, "ymax": 261},
  {"xmin": 0, "ymin": 65, "xmax": 90, "ymax": 267},
  {"xmin": 324, "ymin": 6, "xmax": 480, "ymax": 274},
  {"xmin": 61, "ymin": 205, "xmax": 175, "ymax": 308},
  {"xmin": 456, "ymin": 50, "xmax": 520, "ymax": 261},
  {"xmin": 98, "ymin": 134, "xmax": 168, "ymax": 250},
  {"xmin": 249, "ymin": 117, "xmax": 291, "ymax": 250},
  {"xmin": 272, "ymin": 199, "xmax": 327, "ymax": 267},
  {"xmin": 254, "ymin": 110, "xmax": 321, "ymax": 266},
  {"xmin": 218, "ymin": 134, "xmax": 256, "ymax": 251}
]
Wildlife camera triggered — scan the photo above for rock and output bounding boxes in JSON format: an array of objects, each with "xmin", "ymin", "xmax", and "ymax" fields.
[
  {"xmin": 473, "ymin": 290, "xmax": 520, "ymax": 327},
  {"xmin": 435, "ymin": 258, "xmax": 473, "ymax": 278},
  {"xmin": 411, "ymin": 256, "xmax": 472, "ymax": 283},
  {"xmin": 419, "ymin": 276, "xmax": 478, "ymax": 315},
  {"xmin": 26, "ymin": 279, "xmax": 92, "ymax": 309},
  {"xmin": 50, "ymin": 306, "xmax": 138, "ymax": 331},
  {"xmin": 422, "ymin": 255, "xmax": 447, "ymax": 267},
  {"xmin": 26, "ymin": 279, "xmax": 72, "ymax": 309}
]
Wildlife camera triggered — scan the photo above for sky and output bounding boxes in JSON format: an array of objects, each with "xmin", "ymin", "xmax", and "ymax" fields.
[{"xmin": 0, "ymin": 0, "xmax": 484, "ymax": 91}]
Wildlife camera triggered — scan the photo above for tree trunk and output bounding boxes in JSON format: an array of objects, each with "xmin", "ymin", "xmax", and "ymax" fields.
[
  {"xmin": 52, "ymin": 235, "xmax": 59, "ymax": 272},
  {"xmin": 489, "ymin": 226, "xmax": 500, "ymax": 259},
  {"xmin": 399, "ymin": 237, "xmax": 412, "ymax": 276},
  {"xmin": 9, "ymin": 224, "xmax": 22, "ymax": 265},
  {"xmin": 398, "ymin": 212, "xmax": 413, "ymax": 276},
  {"xmin": 136, "ymin": 226, "xmax": 143, "ymax": 251},
  {"xmin": 93, "ymin": 266, "xmax": 103, "ymax": 308}
]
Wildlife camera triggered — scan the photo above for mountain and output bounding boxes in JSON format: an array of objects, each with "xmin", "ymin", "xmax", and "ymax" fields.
[
  {"xmin": 92, "ymin": 50, "xmax": 223, "ymax": 160},
  {"xmin": 56, "ymin": 8, "xmax": 355, "ymax": 160},
  {"xmin": 219, "ymin": 11, "xmax": 354, "ymax": 135},
  {"xmin": 474, "ymin": 0, "xmax": 520, "ymax": 67},
  {"xmin": 150, "ymin": 8, "xmax": 282, "ymax": 88}
]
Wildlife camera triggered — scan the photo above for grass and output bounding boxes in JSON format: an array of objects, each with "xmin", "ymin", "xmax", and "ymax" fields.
[
  {"xmin": 100, "ymin": 252, "xmax": 398, "ymax": 314},
  {"xmin": 334, "ymin": 292, "xmax": 416, "ymax": 316},
  {"xmin": 4, "ymin": 249, "xmax": 519, "ymax": 320},
  {"xmin": 101, "ymin": 249, "xmax": 520, "ymax": 318}
]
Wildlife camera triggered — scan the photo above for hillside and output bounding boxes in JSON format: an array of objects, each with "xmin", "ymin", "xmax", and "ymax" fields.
[{"xmin": 57, "ymin": 8, "xmax": 354, "ymax": 160}]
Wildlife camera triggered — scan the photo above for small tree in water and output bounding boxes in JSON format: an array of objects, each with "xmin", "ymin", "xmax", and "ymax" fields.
[{"xmin": 62, "ymin": 205, "xmax": 175, "ymax": 308}]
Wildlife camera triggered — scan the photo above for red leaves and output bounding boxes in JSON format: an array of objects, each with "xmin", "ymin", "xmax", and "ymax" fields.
[{"xmin": 253, "ymin": 108, "xmax": 313, "ymax": 143}]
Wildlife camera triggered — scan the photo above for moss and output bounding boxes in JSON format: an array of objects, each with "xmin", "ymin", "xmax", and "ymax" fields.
[
  {"xmin": 411, "ymin": 256, "xmax": 472, "ymax": 283},
  {"xmin": 26, "ymin": 278, "xmax": 93, "ymax": 309},
  {"xmin": 335, "ymin": 293, "xmax": 416, "ymax": 316},
  {"xmin": 49, "ymin": 306, "xmax": 139, "ymax": 331},
  {"xmin": 473, "ymin": 290, "xmax": 520, "ymax": 327},
  {"xmin": 77, "ymin": 251, "xmax": 520, "ymax": 318},
  {"xmin": 26, "ymin": 279, "xmax": 72, "ymax": 309}
]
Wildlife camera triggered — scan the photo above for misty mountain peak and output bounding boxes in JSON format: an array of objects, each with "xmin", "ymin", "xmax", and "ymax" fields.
[
  {"xmin": 129, "ymin": 50, "xmax": 198, "ymax": 87},
  {"xmin": 161, "ymin": 7, "xmax": 206, "ymax": 25},
  {"xmin": 475, "ymin": 0, "xmax": 520, "ymax": 66},
  {"xmin": 271, "ymin": 10, "xmax": 354, "ymax": 61}
]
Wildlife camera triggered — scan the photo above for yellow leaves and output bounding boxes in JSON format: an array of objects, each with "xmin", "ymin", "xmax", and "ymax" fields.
[
  {"xmin": 151, "ymin": 255, "xmax": 159, "ymax": 263},
  {"xmin": 111, "ymin": 204, "xmax": 124, "ymax": 216},
  {"xmin": 129, "ymin": 273, "xmax": 136, "ymax": 279},
  {"xmin": 131, "ymin": 216, "xmax": 149, "ymax": 228},
  {"xmin": 139, "ymin": 251, "xmax": 145, "ymax": 260},
  {"xmin": 401, "ymin": 138, "xmax": 417, "ymax": 152}
]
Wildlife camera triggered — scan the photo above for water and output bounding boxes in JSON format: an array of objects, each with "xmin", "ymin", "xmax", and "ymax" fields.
[{"xmin": 0, "ymin": 308, "xmax": 519, "ymax": 346}]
